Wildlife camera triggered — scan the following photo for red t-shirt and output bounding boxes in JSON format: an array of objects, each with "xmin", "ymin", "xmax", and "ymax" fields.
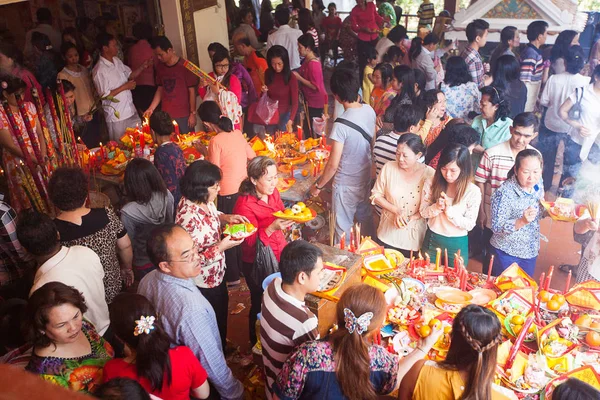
[
  {"xmin": 103, "ymin": 346, "xmax": 207, "ymax": 400},
  {"xmin": 321, "ymin": 16, "xmax": 342, "ymax": 39},
  {"xmin": 155, "ymin": 58, "xmax": 199, "ymax": 119}
]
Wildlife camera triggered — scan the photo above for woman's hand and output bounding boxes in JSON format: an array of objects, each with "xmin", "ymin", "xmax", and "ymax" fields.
[
  {"xmin": 436, "ymin": 193, "xmax": 447, "ymax": 211},
  {"xmin": 261, "ymin": 85, "xmax": 269, "ymax": 93},
  {"xmin": 218, "ymin": 235, "xmax": 244, "ymax": 252},
  {"xmin": 376, "ymin": 115, "xmax": 383, "ymax": 130},
  {"xmin": 199, "ymin": 76, "xmax": 209, "ymax": 88},
  {"xmin": 286, "ymin": 120, "xmax": 294, "ymax": 133},
  {"xmin": 223, "ymin": 214, "xmax": 250, "ymax": 225},
  {"xmin": 584, "ymin": 218, "xmax": 600, "ymax": 232},
  {"xmin": 193, "ymin": 140, "xmax": 208, "ymax": 156},
  {"xmin": 419, "ymin": 326, "xmax": 443, "ymax": 352},
  {"xmin": 425, "ymin": 106, "xmax": 438, "ymax": 122},
  {"xmin": 580, "ymin": 126, "xmax": 591, "ymax": 137},
  {"xmin": 83, "ymin": 114, "xmax": 93, "ymax": 122},
  {"xmin": 269, "ymin": 218, "xmax": 295, "ymax": 232},
  {"xmin": 209, "ymin": 82, "xmax": 220, "ymax": 94},
  {"xmin": 521, "ymin": 206, "xmax": 538, "ymax": 224},
  {"xmin": 120, "ymin": 268, "xmax": 134, "ymax": 287}
]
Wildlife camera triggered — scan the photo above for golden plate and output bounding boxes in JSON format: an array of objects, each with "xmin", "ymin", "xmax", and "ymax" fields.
[
  {"xmin": 436, "ymin": 288, "xmax": 473, "ymax": 304},
  {"xmin": 272, "ymin": 208, "xmax": 317, "ymax": 223},
  {"xmin": 468, "ymin": 288, "xmax": 497, "ymax": 305}
]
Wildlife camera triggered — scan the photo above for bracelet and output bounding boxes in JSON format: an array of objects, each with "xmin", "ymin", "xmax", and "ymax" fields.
[{"xmin": 315, "ymin": 184, "xmax": 324, "ymax": 190}]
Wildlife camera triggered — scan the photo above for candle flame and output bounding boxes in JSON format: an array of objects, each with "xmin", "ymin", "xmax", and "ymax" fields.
[
  {"xmin": 418, "ymin": 251, "xmax": 423, "ymax": 259},
  {"xmin": 172, "ymin": 120, "xmax": 178, "ymax": 127}
]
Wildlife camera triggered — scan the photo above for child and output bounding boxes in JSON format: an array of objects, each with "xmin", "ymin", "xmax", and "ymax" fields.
[
  {"xmin": 260, "ymin": 240, "xmax": 322, "ymax": 398},
  {"xmin": 383, "ymin": 45, "xmax": 404, "ymax": 67},
  {"xmin": 417, "ymin": 0, "xmax": 435, "ymax": 29},
  {"xmin": 321, "ymin": 3, "xmax": 342, "ymax": 64},
  {"xmin": 362, "ymin": 46, "xmax": 378, "ymax": 105},
  {"xmin": 149, "ymin": 111, "xmax": 187, "ymax": 207}
]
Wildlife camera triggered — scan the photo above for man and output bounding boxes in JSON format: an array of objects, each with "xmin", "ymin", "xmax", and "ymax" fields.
[
  {"xmin": 144, "ymin": 36, "xmax": 199, "ymax": 134},
  {"xmin": 24, "ymin": 8, "xmax": 61, "ymax": 57},
  {"xmin": 267, "ymin": 6, "xmax": 303, "ymax": 70},
  {"xmin": 139, "ymin": 224, "xmax": 244, "ymax": 400},
  {"xmin": 234, "ymin": 34, "xmax": 267, "ymax": 99},
  {"xmin": 520, "ymin": 20, "xmax": 548, "ymax": 112},
  {"xmin": 17, "ymin": 211, "xmax": 109, "ymax": 336},
  {"xmin": 92, "ymin": 32, "xmax": 150, "ymax": 141},
  {"xmin": 0, "ymin": 198, "xmax": 35, "ymax": 300},
  {"xmin": 461, "ymin": 19, "xmax": 489, "ymax": 88},
  {"xmin": 309, "ymin": 68, "xmax": 375, "ymax": 240},
  {"xmin": 260, "ymin": 240, "xmax": 322, "ymax": 399},
  {"xmin": 475, "ymin": 112, "xmax": 539, "ymax": 258}
]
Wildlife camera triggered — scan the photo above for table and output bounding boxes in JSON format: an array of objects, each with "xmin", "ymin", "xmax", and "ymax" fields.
[
  {"xmin": 305, "ymin": 243, "xmax": 363, "ymax": 337},
  {"xmin": 279, "ymin": 173, "xmax": 319, "ymax": 203}
]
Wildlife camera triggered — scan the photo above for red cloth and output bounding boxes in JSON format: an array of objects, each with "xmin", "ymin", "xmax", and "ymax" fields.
[
  {"xmin": 322, "ymin": 15, "xmax": 342, "ymax": 39},
  {"xmin": 102, "ymin": 346, "xmax": 208, "ymax": 400},
  {"xmin": 155, "ymin": 58, "xmax": 199, "ymax": 119},
  {"xmin": 266, "ymin": 72, "xmax": 299, "ymax": 121},
  {"xmin": 350, "ymin": 3, "xmax": 384, "ymax": 42},
  {"xmin": 298, "ymin": 59, "xmax": 327, "ymax": 108},
  {"xmin": 233, "ymin": 189, "xmax": 287, "ymax": 263},
  {"xmin": 198, "ymin": 72, "xmax": 242, "ymax": 104},
  {"xmin": 127, "ymin": 39, "xmax": 156, "ymax": 87}
]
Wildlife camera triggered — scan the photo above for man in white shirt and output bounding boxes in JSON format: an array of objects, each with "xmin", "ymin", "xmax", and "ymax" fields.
[
  {"xmin": 17, "ymin": 211, "xmax": 110, "ymax": 337},
  {"xmin": 93, "ymin": 32, "xmax": 150, "ymax": 141},
  {"xmin": 24, "ymin": 8, "xmax": 61, "ymax": 58},
  {"xmin": 267, "ymin": 6, "xmax": 303, "ymax": 70}
]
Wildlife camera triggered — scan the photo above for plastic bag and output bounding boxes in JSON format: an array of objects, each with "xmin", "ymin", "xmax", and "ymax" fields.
[
  {"xmin": 251, "ymin": 237, "xmax": 279, "ymax": 286},
  {"xmin": 256, "ymin": 93, "xmax": 279, "ymax": 125}
]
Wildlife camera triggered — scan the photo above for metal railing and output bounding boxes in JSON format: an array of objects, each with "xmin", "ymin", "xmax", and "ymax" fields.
[{"xmin": 335, "ymin": 11, "xmax": 443, "ymax": 34}]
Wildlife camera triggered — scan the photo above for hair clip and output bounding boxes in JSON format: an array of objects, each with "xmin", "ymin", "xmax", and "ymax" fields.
[
  {"xmin": 344, "ymin": 308, "xmax": 374, "ymax": 335},
  {"xmin": 134, "ymin": 315, "xmax": 155, "ymax": 336}
]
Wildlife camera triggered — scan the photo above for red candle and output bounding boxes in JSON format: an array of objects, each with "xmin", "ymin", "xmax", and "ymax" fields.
[
  {"xmin": 173, "ymin": 120, "xmax": 180, "ymax": 136},
  {"xmin": 565, "ymin": 270, "xmax": 572, "ymax": 294},
  {"xmin": 486, "ymin": 255, "xmax": 494, "ymax": 282},
  {"xmin": 340, "ymin": 232, "xmax": 346, "ymax": 250},
  {"xmin": 545, "ymin": 265, "xmax": 554, "ymax": 290},
  {"xmin": 139, "ymin": 132, "xmax": 145, "ymax": 151},
  {"xmin": 539, "ymin": 272, "xmax": 545, "ymax": 290},
  {"xmin": 99, "ymin": 142, "xmax": 105, "ymax": 160},
  {"xmin": 297, "ymin": 125, "xmax": 303, "ymax": 141},
  {"xmin": 321, "ymin": 132, "xmax": 327, "ymax": 147}
]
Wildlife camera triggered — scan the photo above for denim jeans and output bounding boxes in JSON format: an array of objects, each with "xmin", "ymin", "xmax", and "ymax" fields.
[
  {"xmin": 332, "ymin": 183, "xmax": 374, "ymax": 242},
  {"xmin": 535, "ymin": 125, "xmax": 567, "ymax": 192},
  {"xmin": 266, "ymin": 111, "xmax": 291, "ymax": 134}
]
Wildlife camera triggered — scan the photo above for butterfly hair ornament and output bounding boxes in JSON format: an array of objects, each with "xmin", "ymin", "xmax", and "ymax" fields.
[
  {"xmin": 134, "ymin": 315, "xmax": 156, "ymax": 336},
  {"xmin": 344, "ymin": 308, "xmax": 374, "ymax": 335}
]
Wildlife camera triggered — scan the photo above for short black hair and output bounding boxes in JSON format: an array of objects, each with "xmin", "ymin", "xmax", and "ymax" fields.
[
  {"xmin": 386, "ymin": 25, "xmax": 407, "ymax": 44},
  {"xmin": 147, "ymin": 224, "xmax": 183, "ymax": 266},
  {"xmin": 526, "ymin": 20, "xmax": 548, "ymax": 42},
  {"xmin": 565, "ymin": 45, "xmax": 585, "ymax": 74},
  {"xmin": 365, "ymin": 45, "xmax": 378, "ymax": 62},
  {"xmin": 133, "ymin": 22, "xmax": 153, "ymax": 41},
  {"xmin": 124, "ymin": 158, "xmax": 168, "ymax": 205},
  {"xmin": 274, "ymin": 6, "xmax": 290, "ymax": 26},
  {"xmin": 96, "ymin": 32, "xmax": 115, "ymax": 50},
  {"xmin": 279, "ymin": 240, "xmax": 323, "ymax": 284},
  {"xmin": 444, "ymin": 56, "xmax": 472, "ymax": 87},
  {"xmin": 36, "ymin": 8, "xmax": 52, "ymax": 24},
  {"xmin": 17, "ymin": 210, "xmax": 58, "ymax": 257},
  {"xmin": 465, "ymin": 19, "xmax": 489, "ymax": 43},
  {"xmin": 552, "ymin": 378, "xmax": 600, "ymax": 400},
  {"xmin": 234, "ymin": 36, "xmax": 252, "ymax": 47},
  {"xmin": 180, "ymin": 160, "xmax": 221, "ymax": 203},
  {"xmin": 207, "ymin": 42, "xmax": 228, "ymax": 54},
  {"xmin": 512, "ymin": 112, "xmax": 539, "ymax": 132},
  {"xmin": 60, "ymin": 41, "xmax": 78, "ymax": 58},
  {"xmin": 151, "ymin": 36, "xmax": 173, "ymax": 52},
  {"xmin": 60, "ymin": 79, "xmax": 76, "ymax": 93},
  {"xmin": 447, "ymin": 124, "xmax": 480, "ymax": 147},
  {"xmin": 95, "ymin": 378, "xmax": 151, "ymax": 400},
  {"xmin": 48, "ymin": 167, "xmax": 89, "ymax": 211},
  {"xmin": 394, "ymin": 104, "xmax": 423, "ymax": 132},
  {"xmin": 397, "ymin": 133, "xmax": 426, "ymax": 156},
  {"xmin": 149, "ymin": 110, "xmax": 174, "ymax": 136},
  {"xmin": 330, "ymin": 68, "xmax": 359, "ymax": 102}
]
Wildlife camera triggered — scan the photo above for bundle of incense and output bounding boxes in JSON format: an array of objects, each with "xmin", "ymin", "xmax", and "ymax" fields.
[
  {"xmin": 31, "ymin": 88, "xmax": 57, "ymax": 170},
  {"xmin": 329, "ymin": 211, "xmax": 335, "ymax": 247},
  {"xmin": 57, "ymin": 80, "xmax": 80, "ymax": 165},
  {"xmin": 15, "ymin": 95, "xmax": 44, "ymax": 165},
  {"xmin": 588, "ymin": 200, "xmax": 599, "ymax": 223},
  {"xmin": 45, "ymin": 88, "xmax": 66, "ymax": 163},
  {"xmin": 182, "ymin": 60, "xmax": 226, "ymax": 90}
]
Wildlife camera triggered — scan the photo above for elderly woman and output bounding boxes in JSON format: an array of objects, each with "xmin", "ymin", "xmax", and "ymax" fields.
[
  {"xmin": 233, "ymin": 156, "xmax": 294, "ymax": 345},
  {"xmin": 490, "ymin": 149, "xmax": 545, "ymax": 276},
  {"xmin": 25, "ymin": 282, "xmax": 114, "ymax": 394},
  {"xmin": 441, "ymin": 56, "xmax": 481, "ymax": 121},
  {"xmin": 371, "ymin": 134, "xmax": 433, "ymax": 257},
  {"xmin": 48, "ymin": 167, "xmax": 133, "ymax": 303},
  {"xmin": 175, "ymin": 160, "xmax": 246, "ymax": 347}
]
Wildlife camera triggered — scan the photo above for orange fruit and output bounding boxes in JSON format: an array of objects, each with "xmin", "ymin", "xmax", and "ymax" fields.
[
  {"xmin": 511, "ymin": 315, "xmax": 525, "ymax": 325},
  {"xmin": 538, "ymin": 290, "xmax": 551, "ymax": 302},
  {"xmin": 586, "ymin": 331, "xmax": 600, "ymax": 347},
  {"xmin": 512, "ymin": 324, "xmax": 523, "ymax": 335},
  {"xmin": 443, "ymin": 326, "xmax": 452, "ymax": 334},
  {"xmin": 547, "ymin": 299, "xmax": 561, "ymax": 311},
  {"xmin": 528, "ymin": 324, "xmax": 537, "ymax": 333},
  {"xmin": 301, "ymin": 169, "xmax": 309, "ymax": 177},
  {"xmin": 429, "ymin": 318, "xmax": 441, "ymax": 330},
  {"xmin": 551, "ymin": 294, "xmax": 566, "ymax": 306},
  {"xmin": 576, "ymin": 315, "xmax": 592, "ymax": 328},
  {"xmin": 418, "ymin": 325, "xmax": 432, "ymax": 338}
]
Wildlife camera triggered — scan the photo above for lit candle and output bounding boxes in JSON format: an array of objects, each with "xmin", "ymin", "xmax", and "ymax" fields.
[
  {"xmin": 173, "ymin": 120, "xmax": 180, "ymax": 136},
  {"xmin": 289, "ymin": 162, "xmax": 294, "ymax": 177},
  {"xmin": 99, "ymin": 142, "xmax": 105, "ymax": 159},
  {"xmin": 565, "ymin": 270, "xmax": 572, "ymax": 294},
  {"xmin": 297, "ymin": 125, "xmax": 303, "ymax": 141},
  {"xmin": 435, "ymin": 248, "xmax": 441, "ymax": 271},
  {"xmin": 350, "ymin": 227, "xmax": 355, "ymax": 252},
  {"xmin": 340, "ymin": 232, "xmax": 346, "ymax": 250},
  {"xmin": 486, "ymin": 255, "xmax": 494, "ymax": 283},
  {"xmin": 425, "ymin": 253, "xmax": 430, "ymax": 269},
  {"xmin": 139, "ymin": 131, "xmax": 145, "ymax": 151},
  {"xmin": 77, "ymin": 136, "xmax": 84, "ymax": 145},
  {"xmin": 322, "ymin": 132, "xmax": 326, "ymax": 147}
]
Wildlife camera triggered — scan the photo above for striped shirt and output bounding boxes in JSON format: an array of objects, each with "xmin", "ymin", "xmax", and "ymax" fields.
[
  {"xmin": 417, "ymin": 2, "xmax": 435, "ymax": 27},
  {"xmin": 260, "ymin": 278, "xmax": 319, "ymax": 399},
  {"xmin": 475, "ymin": 141, "xmax": 536, "ymax": 229},
  {"xmin": 519, "ymin": 44, "xmax": 544, "ymax": 83},
  {"xmin": 374, "ymin": 132, "xmax": 400, "ymax": 175}
]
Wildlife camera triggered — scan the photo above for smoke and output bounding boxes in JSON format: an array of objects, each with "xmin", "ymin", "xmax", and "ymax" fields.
[{"xmin": 572, "ymin": 160, "xmax": 600, "ymax": 204}]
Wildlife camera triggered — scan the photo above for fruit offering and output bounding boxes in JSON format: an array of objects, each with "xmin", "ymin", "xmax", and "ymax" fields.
[
  {"xmin": 273, "ymin": 202, "xmax": 316, "ymax": 222},
  {"xmin": 538, "ymin": 318, "xmax": 578, "ymax": 358},
  {"xmin": 505, "ymin": 313, "xmax": 537, "ymax": 342},
  {"xmin": 223, "ymin": 223, "xmax": 256, "ymax": 239}
]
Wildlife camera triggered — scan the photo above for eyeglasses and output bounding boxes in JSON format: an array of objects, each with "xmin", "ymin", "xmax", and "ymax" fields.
[
  {"xmin": 214, "ymin": 63, "xmax": 230, "ymax": 69},
  {"xmin": 168, "ymin": 244, "xmax": 199, "ymax": 263}
]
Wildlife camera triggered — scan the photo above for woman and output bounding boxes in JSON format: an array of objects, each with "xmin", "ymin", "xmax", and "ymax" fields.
[
  {"xmin": 311, "ymin": 0, "xmax": 326, "ymax": 36},
  {"xmin": 491, "ymin": 55, "xmax": 527, "ymax": 118},
  {"xmin": 31, "ymin": 32, "xmax": 62, "ymax": 90},
  {"xmin": 471, "ymin": 86, "xmax": 513, "ymax": 167},
  {"xmin": 233, "ymin": 8, "xmax": 262, "ymax": 50},
  {"xmin": 572, "ymin": 212, "xmax": 600, "ymax": 284},
  {"xmin": 0, "ymin": 74, "xmax": 48, "ymax": 213},
  {"xmin": 539, "ymin": 45, "xmax": 589, "ymax": 191},
  {"xmin": 400, "ymin": 305, "xmax": 516, "ymax": 400},
  {"xmin": 62, "ymin": 27, "xmax": 93, "ymax": 69},
  {"xmin": 175, "ymin": 160, "xmax": 247, "ymax": 347},
  {"xmin": 25, "ymin": 282, "xmax": 114, "ymax": 394},
  {"xmin": 426, "ymin": 123, "xmax": 481, "ymax": 170},
  {"xmin": 262, "ymin": 45, "xmax": 299, "ymax": 133},
  {"xmin": 48, "ymin": 167, "xmax": 134, "ymax": 303},
  {"xmin": 259, "ymin": 0, "xmax": 275, "ymax": 42},
  {"xmin": 375, "ymin": 25, "xmax": 408, "ymax": 64},
  {"xmin": 103, "ymin": 293, "xmax": 210, "ymax": 400},
  {"xmin": 198, "ymin": 101, "xmax": 256, "ymax": 286},
  {"xmin": 490, "ymin": 149, "xmax": 544, "ymax": 276},
  {"xmin": 294, "ymin": 34, "xmax": 327, "ymax": 137},
  {"xmin": 382, "ymin": 46, "xmax": 404, "ymax": 67},
  {"xmin": 379, "ymin": 65, "xmax": 416, "ymax": 134},
  {"xmin": 321, "ymin": 2, "xmax": 343, "ymax": 65},
  {"xmin": 489, "ymin": 26, "xmax": 519, "ymax": 73},
  {"xmin": 371, "ymin": 134, "xmax": 434, "ymax": 257},
  {"xmin": 370, "ymin": 62, "xmax": 395, "ymax": 118},
  {"xmin": 376, "ymin": 0, "xmax": 396, "ymax": 27},
  {"xmin": 409, "ymin": 34, "xmax": 439, "ymax": 91},
  {"xmin": 233, "ymin": 156, "xmax": 295, "ymax": 345},
  {"xmin": 127, "ymin": 22, "xmax": 157, "ymax": 113},
  {"xmin": 441, "ymin": 56, "xmax": 481, "ymax": 120},
  {"xmin": 417, "ymin": 89, "xmax": 452, "ymax": 147},
  {"xmin": 549, "ymin": 30, "xmax": 580, "ymax": 76},
  {"xmin": 199, "ymin": 49, "xmax": 243, "ymax": 130},
  {"xmin": 553, "ymin": 378, "xmax": 600, "ymax": 399},
  {"xmin": 274, "ymin": 284, "xmax": 442, "ymax": 399},
  {"xmin": 298, "ymin": 8, "xmax": 320, "ymax": 51},
  {"xmin": 350, "ymin": 0, "xmax": 384, "ymax": 82},
  {"xmin": 421, "ymin": 144, "xmax": 482, "ymax": 266},
  {"xmin": 121, "ymin": 159, "xmax": 174, "ymax": 280},
  {"xmin": 559, "ymin": 65, "xmax": 600, "ymax": 191},
  {"xmin": 338, "ymin": 16, "xmax": 358, "ymax": 64},
  {"xmin": 0, "ymin": 42, "xmax": 43, "ymax": 104}
]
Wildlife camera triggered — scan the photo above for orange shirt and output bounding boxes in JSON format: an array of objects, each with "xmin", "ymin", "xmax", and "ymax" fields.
[
  {"xmin": 207, "ymin": 129, "xmax": 256, "ymax": 196},
  {"xmin": 244, "ymin": 51, "xmax": 268, "ymax": 97}
]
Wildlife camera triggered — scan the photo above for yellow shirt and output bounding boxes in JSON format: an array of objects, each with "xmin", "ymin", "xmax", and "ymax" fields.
[
  {"xmin": 413, "ymin": 361, "xmax": 517, "ymax": 400},
  {"xmin": 362, "ymin": 65, "xmax": 375, "ymax": 105}
]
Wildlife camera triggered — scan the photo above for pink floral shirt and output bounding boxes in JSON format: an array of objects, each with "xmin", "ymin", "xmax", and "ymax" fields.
[{"xmin": 175, "ymin": 197, "xmax": 225, "ymax": 288}]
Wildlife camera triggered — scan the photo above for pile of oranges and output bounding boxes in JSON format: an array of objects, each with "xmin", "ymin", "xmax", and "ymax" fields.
[
  {"xmin": 575, "ymin": 314, "xmax": 600, "ymax": 347},
  {"xmin": 417, "ymin": 318, "xmax": 446, "ymax": 338},
  {"xmin": 538, "ymin": 290, "xmax": 566, "ymax": 311}
]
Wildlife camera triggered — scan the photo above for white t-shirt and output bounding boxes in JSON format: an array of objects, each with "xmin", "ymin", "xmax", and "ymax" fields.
[
  {"xmin": 92, "ymin": 56, "xmax": 137, "ymax": 122},
  {"xmin": 539, "ymin": 72, "xmax": 589, "ymax": 133},
  {"xmin": 30, "ymin": 246, "xmax": 110, "ymax": 335},
  {"xmin": 267, "ymin": 25, "xmax": 303, "ymax": 70},
  {"xmin": 568, "ymin": 83, "xmax": 600, "ymax": 160}
]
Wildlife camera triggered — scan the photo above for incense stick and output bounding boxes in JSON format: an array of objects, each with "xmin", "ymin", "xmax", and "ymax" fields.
[{"xmin": 329, "ymin": 211, "xmax": 336, "ymax": 247}]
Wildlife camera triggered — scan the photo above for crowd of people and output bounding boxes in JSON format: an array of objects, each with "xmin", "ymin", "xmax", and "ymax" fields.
[{"xmin": 1, "ymin": 1, "xmax": 600, "ymax": 400}]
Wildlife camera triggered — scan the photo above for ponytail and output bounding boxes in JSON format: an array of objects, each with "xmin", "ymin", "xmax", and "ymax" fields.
[
  {"xmin": 217, "ymin": 115, "xmax": 233, "ymax": 132},
  {"xmin": 409, "ymin": 37, "xmax": 423, "ymax": 61},
  {"xmin": 197, "ymin": 100, "xmax": 233, "ymax": 131}
]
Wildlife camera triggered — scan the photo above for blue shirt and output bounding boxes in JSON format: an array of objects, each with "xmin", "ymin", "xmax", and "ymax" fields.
[
  {"xmin": 137, "ymin": 270, "xmax": 244, "ymax": 400},
  {"xmin": 490, "ymin": 175, "xmax": 544, "ymax": 259}
]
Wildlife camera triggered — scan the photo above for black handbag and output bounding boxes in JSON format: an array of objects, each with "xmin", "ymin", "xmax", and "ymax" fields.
[{"xmin": 250, "ymin": 237, "xmax": 279, "ymax": 286}]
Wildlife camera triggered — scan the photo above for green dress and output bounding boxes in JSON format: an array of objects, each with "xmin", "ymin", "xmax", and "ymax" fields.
[
  {"xmin": 26, "ymin": 320, "xmax": 114, "ymax": 394},
  {"xmin": 378, "ymin": 3, "xmax": 396, "ymax": 26}
]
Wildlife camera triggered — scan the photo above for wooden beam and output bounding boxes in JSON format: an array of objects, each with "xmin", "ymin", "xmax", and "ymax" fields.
[{"xmin": 444, "ymin": 0, "xmax": 458, "ymax": 16}]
